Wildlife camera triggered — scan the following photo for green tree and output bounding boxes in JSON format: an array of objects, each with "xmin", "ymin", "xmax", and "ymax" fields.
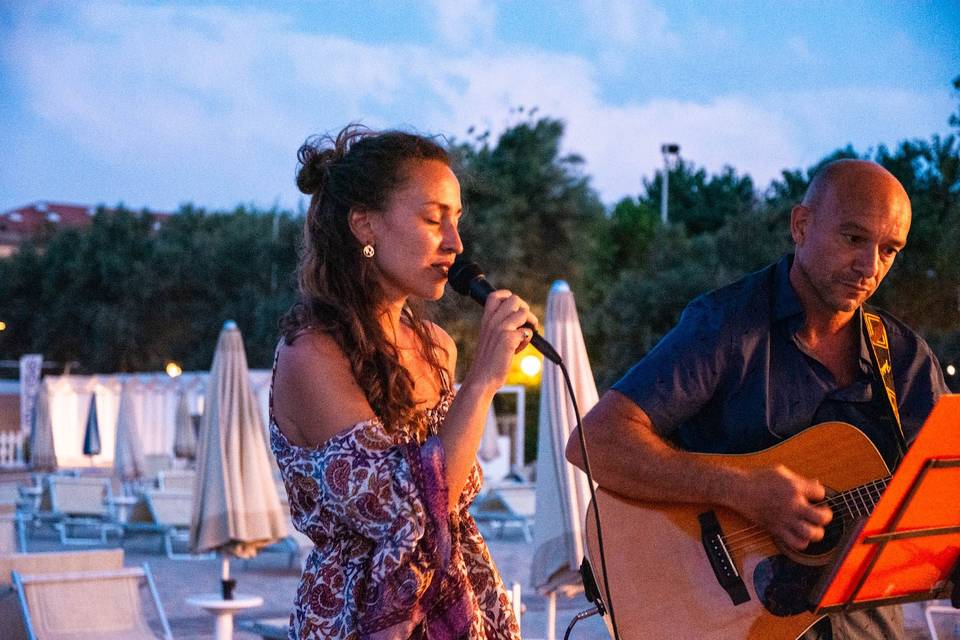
[
  {"xmin": 643, "ymin": 160, "xmax": 757, "ymax": 235},
  {"xmin": 442, "ymin": 116, "xmax": 607, "ymax": 372},
  {"xmin": 453, "ymin": 117, "xmax": 606, "ymax": 299}
]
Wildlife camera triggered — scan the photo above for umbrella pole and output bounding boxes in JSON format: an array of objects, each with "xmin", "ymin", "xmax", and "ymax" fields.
[{"xmin": 220, "ymin": 556, "xmax": 236, "ymax": 600}]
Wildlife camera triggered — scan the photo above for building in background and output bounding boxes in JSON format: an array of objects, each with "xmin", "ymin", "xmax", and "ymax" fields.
[{"xmin": 0, "ymin": 201, "xmax": 172, "ymax": 257}]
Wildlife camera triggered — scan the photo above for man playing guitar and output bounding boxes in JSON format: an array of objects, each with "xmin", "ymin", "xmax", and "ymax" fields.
[{"xmin": 566, "ymin": 159, "xmax": 949, "ymax": 639}]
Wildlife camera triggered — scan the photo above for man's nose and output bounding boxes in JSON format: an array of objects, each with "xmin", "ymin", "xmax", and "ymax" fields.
[{"xmin": 852, "ymin": 244, "xmax": 881, "ymax": 279}]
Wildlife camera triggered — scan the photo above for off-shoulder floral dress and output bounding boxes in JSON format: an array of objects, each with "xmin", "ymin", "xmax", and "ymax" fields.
[{"xmin": 270, "ymin": 353, "xmax": 522, "ymax": 639}]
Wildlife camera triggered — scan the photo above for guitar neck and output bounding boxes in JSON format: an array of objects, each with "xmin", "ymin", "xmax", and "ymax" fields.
[{"xmin": 830, "ymin": 476, "xmax": 890, "ymax": 522}]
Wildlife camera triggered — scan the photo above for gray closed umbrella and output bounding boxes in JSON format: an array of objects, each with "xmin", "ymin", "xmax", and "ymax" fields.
[
  {"xmin": 190, "ymin": 321, "xmax": 286, "ymax": 568},
  {"xmin": 173, "ymin": 390, "xmax": 197, "ymax": 461},
  {"xmin": 82, "ymin": 394, "xmax": 102, "ymax": 460},
  {"xmin": 531, "ymin": 281, "xmax": 599, "ymax": 640},
  {"xmin": 29, "ymin": 382, "xmax": 58, "ymax": 472},
  {"xmin": 113, "ymin": 381, "xmax": 146, "ymax": 484}
]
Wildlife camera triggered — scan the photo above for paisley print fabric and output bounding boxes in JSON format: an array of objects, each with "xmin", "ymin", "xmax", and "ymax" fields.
[{"xmin": 270, "ymin": 350, "xmax": 522, "ymax": 640}]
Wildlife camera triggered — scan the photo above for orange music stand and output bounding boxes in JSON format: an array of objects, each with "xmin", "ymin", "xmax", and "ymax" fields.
[{"xmin": 812, "ymin": 394, "xmax": 960, "ymax": 613}]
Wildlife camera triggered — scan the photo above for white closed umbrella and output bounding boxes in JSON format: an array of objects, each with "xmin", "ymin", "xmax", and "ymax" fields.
[
  {"xmin": 173, "ymin": 389, "xmax": 197, "ymax": 462},
  {"xmin": 532, "ymin": 281, "xmax": 599, "ymax": 640},
  {"xmin": 29, "ymin": 382, "xmax": 58, "ymax": 472},
  {"xmin": 113, "ymin": 381, "xmax": 146, "ymax": 486},
  {"xmin": 478, "ymin": 405, "xmax": 501, "ymax": 463},
  {"xmin": 189, "ymin": 320, "xmax": 286, "ymax": 637}
]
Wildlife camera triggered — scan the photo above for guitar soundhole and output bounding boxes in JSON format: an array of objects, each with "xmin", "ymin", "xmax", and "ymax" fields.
[
  {"xmin": 753, "ymin": 555, "xmax": 823, "ymax": 616},
  {"xmin": 802, "ymin": 514, "xmax": 844, "ymax": 557}
]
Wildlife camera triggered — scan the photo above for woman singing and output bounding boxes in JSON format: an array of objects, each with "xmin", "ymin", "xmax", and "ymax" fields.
[{"xmin": 270, "ymin": 125, "xmax": 531, "ymax": 639}]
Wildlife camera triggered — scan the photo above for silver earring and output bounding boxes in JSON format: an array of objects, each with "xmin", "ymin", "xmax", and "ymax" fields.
[{"xmin": 362, "ymin": 244, "xmax": 375, "ymax": 258}]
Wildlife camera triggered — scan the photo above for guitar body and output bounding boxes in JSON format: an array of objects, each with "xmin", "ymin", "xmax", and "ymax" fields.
[{"xmin": 584, "ymin": 422, "xmax": 890, "ymax": 640}]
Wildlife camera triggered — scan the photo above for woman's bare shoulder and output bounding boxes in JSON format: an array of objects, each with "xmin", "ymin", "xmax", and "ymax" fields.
[{"xmin": 273, "ymin": 330, "xmax": 375, "ymax": 448}]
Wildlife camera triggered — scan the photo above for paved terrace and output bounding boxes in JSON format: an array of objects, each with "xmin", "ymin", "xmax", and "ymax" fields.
[{"xmin": 2, "ymin": 473, "xmax": 955, "ymax": 639}]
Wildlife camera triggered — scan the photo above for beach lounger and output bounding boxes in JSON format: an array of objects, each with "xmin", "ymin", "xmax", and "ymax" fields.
[
  {"xmin": 47, "ymin": 477, "xmax": 121, "ymax": 545},
  {"xmin": 155, "ymin": 470, "xmax": 194, "ymax": 492},
  {"xmin": 142, "ymin": 490, "xmax": 213, "ymax": 559},
  {"xmin": 470, "ymin": 484, "xmax": 536, "ymax": 542},
  {"xmin": 0, "ymin": 506, "xmax": 26, "ymax": 554},
  {"xmin": 0, "ymin": 549, "xmax": 124, "ymax": 640},
  {"xmin": 238, "ymin": 616, "xmax": 289, "ymax": 639},
  {"xmin": 143, "ymin": 454, "xmax": 173, "ymax": 480},
  {"xmin": 12, "ymin": 565, "xmax": 172, "ymax": 640}
]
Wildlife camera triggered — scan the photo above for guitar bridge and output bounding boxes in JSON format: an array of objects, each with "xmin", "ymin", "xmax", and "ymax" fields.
[{"xmin": 699, "ymin": 510, "xmax": 750, "ymax": 606}]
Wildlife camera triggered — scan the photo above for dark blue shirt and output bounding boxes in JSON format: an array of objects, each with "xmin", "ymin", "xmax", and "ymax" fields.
[{"xmin": 613, "ymin": 255, "xmax": 948, "ymax": 469}]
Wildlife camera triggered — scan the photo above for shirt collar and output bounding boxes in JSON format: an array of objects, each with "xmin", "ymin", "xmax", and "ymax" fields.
[
  {"xmin": 773, "ymin": 254, "xmax": 802, "ymax": 322},
  {"xmin": 774, "ymin": 253, "xmax": 873, "ymax": 375}
]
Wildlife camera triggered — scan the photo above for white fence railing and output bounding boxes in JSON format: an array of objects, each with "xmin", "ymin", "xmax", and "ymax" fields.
[{"xmin": 0, "ymin": 431, "xmax": 26, "ymax": 467}]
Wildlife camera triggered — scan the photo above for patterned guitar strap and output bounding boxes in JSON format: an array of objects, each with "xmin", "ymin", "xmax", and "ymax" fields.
[{"xmin": 862, "ymin": 309, "xmax": 908, "ymax": 463}]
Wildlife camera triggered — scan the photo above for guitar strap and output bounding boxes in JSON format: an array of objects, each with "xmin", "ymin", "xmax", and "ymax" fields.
[{"xmin": 862, "ymin": 309, "xmax": 907, "ymax": 461}]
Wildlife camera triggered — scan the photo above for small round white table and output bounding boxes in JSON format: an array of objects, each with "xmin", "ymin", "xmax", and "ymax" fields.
[{"xmin": 186, "ymin": 594, "xmax": 264, "ymax": 640}]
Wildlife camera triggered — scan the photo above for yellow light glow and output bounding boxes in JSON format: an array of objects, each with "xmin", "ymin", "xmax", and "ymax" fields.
[
  {"xmin": 947, "ymin": 364, "xmax": 957, "ymax": 377},
  {"xmin": 520, "ymin": 354, "xmax": 542, "ymax": 378},
  {"xmin": 0, "ymin": 321, "xmax": 6, "ymax": 331},
  {"xmin": 165, "ymin": 362, "xmax": 183, "ymax": 378},
  {"xmin": 506, "ymin": 343, "xmax": 543, "ymax": 386}
]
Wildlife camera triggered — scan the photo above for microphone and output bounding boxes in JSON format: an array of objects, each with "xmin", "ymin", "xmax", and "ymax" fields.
[{"xmin": 447, "ymin": 259, "xmax": 563, "ymax": 365}]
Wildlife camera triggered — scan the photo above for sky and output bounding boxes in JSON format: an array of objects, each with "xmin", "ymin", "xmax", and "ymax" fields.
[{"xmin": 1, "ymin": 1, "xmax": 958, "ymax": 213}]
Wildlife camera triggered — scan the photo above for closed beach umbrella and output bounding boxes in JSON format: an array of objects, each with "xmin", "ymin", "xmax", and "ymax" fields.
[
  {"xmin": 113, "ymin": 381, "xmax": 146, "ymax": 483},
  {"xmin": 190, "ymin": 321, "xmax": 286, "ymax": 565},
  {"xmin": 532, "ymin": 281, "xmax": 599, "ymax": 639},
  {"xmin": 173, "ymin": 390, "xmax": 197, "ymax": 461},
  {"xmin": 478, "ymin": 405, "xmax": 501, "ymax": 463},
  {"xmin": 29, "ymin": 382, "xmax": 58, "ymax": 472},
  {"xmin": 82, "ymin": 394, "xmax": 102, "ymax": 459}
]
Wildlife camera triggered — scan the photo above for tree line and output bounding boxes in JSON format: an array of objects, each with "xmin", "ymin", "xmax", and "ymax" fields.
[{"xmin": 2, "ymin": 79, "xmax": 958, "ymax": 394}]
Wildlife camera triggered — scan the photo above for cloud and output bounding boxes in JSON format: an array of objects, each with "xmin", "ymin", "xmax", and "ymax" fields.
[
  {"xmin": 429, "ymin": 0, "xmax": 497, "ymax": 49},
  {"xmin": 785, "ymin": 35, "xmax": 814, "ymax": 63},
  {"xmin": 581, "ymin": 0, "xmax": 680, "ymax": 53},
  {"xmin": 2, "ymin": 3, "xmax": 953, "ymax": 212}
]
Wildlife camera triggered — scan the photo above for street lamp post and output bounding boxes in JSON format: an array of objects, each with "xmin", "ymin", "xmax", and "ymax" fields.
[{"xmin": 660, "ymin": 143, "xmax": 680, "ymax": 224}]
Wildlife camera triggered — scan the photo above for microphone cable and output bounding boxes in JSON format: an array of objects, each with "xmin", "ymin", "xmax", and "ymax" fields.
[{"xmin": 555, "ymin": 358, "xmax": 622, "ymax": 640}]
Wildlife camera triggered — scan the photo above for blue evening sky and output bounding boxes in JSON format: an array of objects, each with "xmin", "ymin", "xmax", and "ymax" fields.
[{"xmin": 1, "ymin": 1, "xmax": 957, "ymax": 212}]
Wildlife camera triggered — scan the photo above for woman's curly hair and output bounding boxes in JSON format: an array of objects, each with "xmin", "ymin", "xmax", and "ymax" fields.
[{"xmin": 281, "ymin": 124, "xmax": 453, "ymax": 435}]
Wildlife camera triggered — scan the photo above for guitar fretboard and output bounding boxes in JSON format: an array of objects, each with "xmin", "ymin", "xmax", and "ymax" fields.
[{"xmin": 832, "ymin": 476, "xmax": 891, "ymax": 520}]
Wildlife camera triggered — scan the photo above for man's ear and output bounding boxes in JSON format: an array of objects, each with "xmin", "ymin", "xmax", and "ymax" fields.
[
  {"xmin": 348, "ymin": 207, "xmax": 377, "ymax": 245},
  {"xmin": 790, "ymin": 204, "xmax": 811, "ymax": 246}
]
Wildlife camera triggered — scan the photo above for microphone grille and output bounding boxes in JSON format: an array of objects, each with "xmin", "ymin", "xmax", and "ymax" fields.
[{"xmin": 447, "ymin": 259, "xmax": 484, "ymax": 295}]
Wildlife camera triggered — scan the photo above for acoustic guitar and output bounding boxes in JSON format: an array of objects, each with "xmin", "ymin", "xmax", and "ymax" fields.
[{"xmin": 584, "ymin": 421, "xmax": 891, "ymax": 640}]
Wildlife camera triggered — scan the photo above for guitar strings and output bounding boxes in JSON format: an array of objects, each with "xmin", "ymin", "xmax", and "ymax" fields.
[
  {"xmin": 718, "ymin": 478, "xmax": 889, "ymax": 555},
  {"xmin": 721, "ymin": 478, "xmax": 888, "ymax": 551},
  {"xmin": 720, "ymin": 477, "xmax": 888, "ymax": 545},
  {"xmin": 721, "ymin": 477, "xmax": 888, "ymax": 546},
  {"xmin": 721, "ymin": 482, "xmax": 887, "ymax": 556}
]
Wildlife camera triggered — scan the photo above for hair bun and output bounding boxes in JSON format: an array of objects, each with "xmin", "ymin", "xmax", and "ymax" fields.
[{"xmin": 296, "ymin": 140, "xmax": 336, "ymax": 195}]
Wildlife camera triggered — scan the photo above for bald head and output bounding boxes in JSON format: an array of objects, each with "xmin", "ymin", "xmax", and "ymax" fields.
[
  {"xmin": 801, "ymin": 159, "xmax": 911, "ymax": 223},
  {"xmin": 790, "ymin": 159, "xmax": 912, "ymax": 317}
]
